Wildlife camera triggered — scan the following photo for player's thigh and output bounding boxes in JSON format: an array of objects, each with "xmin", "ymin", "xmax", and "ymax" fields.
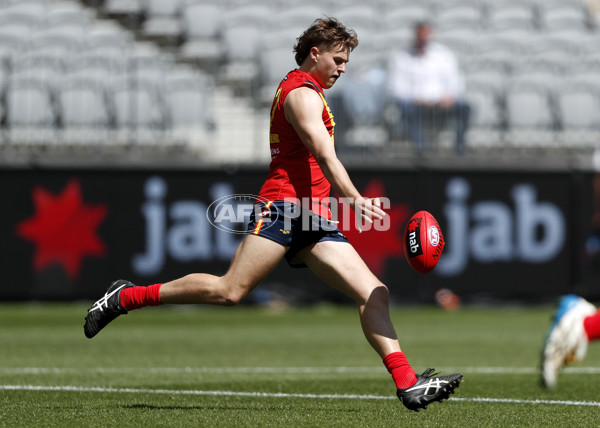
[
  {"xmin": 296, "ymin": 240, "xmax": 385, "ymax": 304},
  {"xmin": 224, "ymin": 234, "xmax": 288, "ymax": 290}
]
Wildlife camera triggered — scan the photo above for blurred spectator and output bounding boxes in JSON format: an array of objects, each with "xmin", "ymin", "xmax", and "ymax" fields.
[
  {"xmin": 585, "ymin": 0, "xmax": 600, "ymax": 27},
  {"xmin": 387, "ymin": 21, "xmax": 470, "ymax": 155}
]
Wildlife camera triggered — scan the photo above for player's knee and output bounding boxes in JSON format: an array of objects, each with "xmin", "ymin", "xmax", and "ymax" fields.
[
  {"xmin": 219, "ymin": 281, "xmax": 255, "ymax": 306},
  {"xmin": 364, "ymin": 284, "xmax": 390, "ymax": 307},
  {"xmin": 220, "ymin": 296, "xmax": 240, "ymax": 306},
  {"xmin": 221, "ymin": 291, "xmax": 244, "ymax": 306}
]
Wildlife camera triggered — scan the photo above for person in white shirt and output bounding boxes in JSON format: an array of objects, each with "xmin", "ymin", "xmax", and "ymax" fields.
[{"xmin": 387, "ymin": 21, "xmax": 470, "ymax": 155}]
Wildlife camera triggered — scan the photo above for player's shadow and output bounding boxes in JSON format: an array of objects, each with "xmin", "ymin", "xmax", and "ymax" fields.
[
  {"xmin": 124, "ymin": 404, "xmax": 228, "ymax": 411},
  {"xmin": 124, "ymin": 404, "xmax": 282, "ymax": 411},
  {"xmin": 124, "ymin": 404, "xmax": 363, "ymax": 413}
]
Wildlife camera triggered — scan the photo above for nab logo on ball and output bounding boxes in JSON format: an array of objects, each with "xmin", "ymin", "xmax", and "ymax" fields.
[
  {"xmin": 406, "ymin": 217, "xmax": 424, "ymax": 257},
  {"xmin": 404, "ymin": 211, "xmax": 445, "ymax": 274}
]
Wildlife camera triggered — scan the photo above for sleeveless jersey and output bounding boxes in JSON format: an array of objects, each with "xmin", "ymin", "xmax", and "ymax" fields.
[{"xmin": 257, "ymin": 69, "xmax": 335, "ymax": 218}]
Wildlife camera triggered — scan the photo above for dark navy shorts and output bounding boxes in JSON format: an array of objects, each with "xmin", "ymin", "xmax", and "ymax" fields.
[{"xmin": 247, "ymin": 200, "xmax": 349, "ymax": 268}]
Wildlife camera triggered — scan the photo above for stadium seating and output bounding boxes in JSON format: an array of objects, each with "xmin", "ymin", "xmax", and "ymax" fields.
[
  {"xmin": 554, "ymin": 82, "xmax": 600, "ymax": 146},
  {"xmin": 47, "ymin": 1, "xmax": 92, "ymax": 27},
  {"xmin": 504, "ymin": 82, "xmax": 557, "ymax": 147},
  {"xmin": 4, "ymin": 75, "xmax": 58, "ymax": 146},
  {"xmin": 5, "ymin": 76, "xmax": 56, "ymax": 127},
  {"xmin": 509, "ymin": 59, "xmax": 565, "ymax": 90},
  {"xmin": 84, "ymin": 20, "xmax": 133, "ymax": 52},
  {"xmin": 486, "ymin": 4, "xmax": 537, "ymax": 31},
  {"xmin": 164, "ymin": 66, "xmax": 213, "ymax": 128},
  {"xmin": 110, "ymin": 77, "xmax": 166, "ymax": 145},
  {"xmin": 219, "ymin": 22, "xmax": 263, "ymax": 96},
  {"xmin": 538, "ymin": 3, "xmax": 589, "ymax": 32},
  {"xmin": 111, "ymin": 78, "xmax": 164, "ymax": 128},
  {"xmin": 463, "ymin": 83, "xmax": 504, "ymax": 147},
  {"xmin": 434, "ymin": 4, "xmax": 484, "ymax": 31},
  {"xmin": 0, "ymin": 0, "xmax": 215, "ymax": 154},
  {"xmin": 178, "ymin": 1, "xmax": 223, "ymax": 66},
  {"xmin": 218, "ymin": 2, "xmax": 272, "ymax": 93},
  {"xmin": 257, "ymin": 45, "xmax": 297, "ymax": 106},
  {"xmin": 1, "ymin": 0, "xmax": 47, "ymax": 28},
  {"xmin": 58, "ymin": 77, "xmax": 110, "ymax": 127},
  {"xmin": 435, "ymin": 28, "xmax": 482, "ymax": 60},
  {"xmin": 335, "ymin": 5, "xmax": 378, "ymax": 36},
  {"xmin": 0, "ymin": 0, "xmax": 599, "ymax": 159},
  {"xmin": 569, "ymin": 63, "xmax": 600, "ymax": 90},
  {"xmin": 11, "ymin": 54, "xmax": 64, "ymax": 88},
  {"xmin": 102, "ymin": 0, "xmax": 142, "ymax": 17},
  {"xmin": 382, "ymin": 4, "xmax": 432, "ymax": 31}
]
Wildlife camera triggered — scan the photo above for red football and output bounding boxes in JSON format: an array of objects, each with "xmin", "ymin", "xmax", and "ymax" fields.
[{"xmin": 403, "ymin": 211, "xmax": 445, "ymax": 273}]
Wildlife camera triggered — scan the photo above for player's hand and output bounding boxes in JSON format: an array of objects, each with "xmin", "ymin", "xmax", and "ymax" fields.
[{"xmin": 352, "ymin": 196, "xmax": 387, "ymax": 233}]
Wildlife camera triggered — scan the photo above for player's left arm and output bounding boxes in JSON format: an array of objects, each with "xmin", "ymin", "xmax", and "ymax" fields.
[{"xmin": 284, "ymin": 86, "xmax": 386, "ymax": 224}]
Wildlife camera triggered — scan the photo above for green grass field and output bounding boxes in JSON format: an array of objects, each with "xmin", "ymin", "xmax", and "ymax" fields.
[{"xmin": 1, "ymin": 302, "xmax": 599, "ymax": 427}]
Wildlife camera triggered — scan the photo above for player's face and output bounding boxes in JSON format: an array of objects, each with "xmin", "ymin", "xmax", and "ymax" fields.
[{"xmin": 312, "ymin": 45, "xmax": 349, "ymax": 89}]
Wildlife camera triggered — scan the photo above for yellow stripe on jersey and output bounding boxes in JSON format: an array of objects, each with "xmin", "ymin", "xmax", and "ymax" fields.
[
  {"xmin": 269, "ymin": 88, "xmax": 283, "ymax": 144},
  {"xmin": 317, "ymin": 92, "xmax": 335, "ymax": 144}
]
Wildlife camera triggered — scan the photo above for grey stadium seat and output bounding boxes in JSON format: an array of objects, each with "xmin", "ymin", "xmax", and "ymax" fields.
[
  {"xmin": 555, "ymin": 83, "xmax": 600, "ymax": 148},
  {"xmin": 58, "ymin": 77, "xmax": 110, "ymax": 127},
  {"xmin": 465, "ymin": 83, "xmax": 504, "ymax": 147},
  {"xmin": 555, "ymin": 83, "xmax": 600, "ymax": 146},
  {"xmin": 164, "ymin": 68, "xmax": 212, "ymax": 129},
  {"xmin": 257, "ymin": 46, "xmax": 297, "ymax": 106},
  {"xmin": 538, "ymin": 4, "xmax": 589, "ymax": 32},
  {"xmin": 0, "ymin": 0, "xmax": 47, "ymax": 28},
  {"xmin": 486, "ymin": 4, "xmax": 537, "ymax": 31},
  {"xmin": 5, "ymin": 77, "xmax": 56, "ymax": 127},
  {"xmin": 178, "ymin": 1, "xmax": 223, "ymax": 65},
  {"xmin": 103, "ymin": 0, "xmax": 143, "ymax": 17},
  {"xmin": 109, "ymin": 78, "xmax": 166, "ymax": 145},
  {"xmin": 556, "ymin": 85, "xmax": 600, "ymax": 129},
  {"xmin": 5, "ymin": 76, "xmax": 58, "ymax": 145},
  {"xmin": 110, "ymin": 78, "xmax": 164, "ymax": 129},
  {"xmin": 434, "ymin": 4, "xmax": 484, "ymax": 31},
  {"xmin": 382, "ymin": 4, "xmax": 433, "ymax": 30},
  {"xmin": 504, "ymin": 83, "xmax": 557, "ymax": 146},
  {"xmin": 140, "ymin": 0, "xmax": 184, "ymax": 41}
]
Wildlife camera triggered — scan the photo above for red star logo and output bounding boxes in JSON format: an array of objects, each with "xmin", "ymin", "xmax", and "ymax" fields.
[
  {"xmin": 16, "ymin": 179, "xmax": 108, "ymax": 279},
  {"xmin": 337, "ymin": 180, "xmax": 411, "ymax": 276},
  {"xmin": 407, "ymin": 217, "xmax": 421, "ymax": 233}
]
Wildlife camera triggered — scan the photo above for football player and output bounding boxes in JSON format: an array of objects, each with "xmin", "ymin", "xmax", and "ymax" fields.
[
  {"xmin": 541, "ymin": 295, "xmax": 600, "ymax": 388},
  {"xmin": 84, "ymin": 17, "xmax": 462, "ymax": 411}
]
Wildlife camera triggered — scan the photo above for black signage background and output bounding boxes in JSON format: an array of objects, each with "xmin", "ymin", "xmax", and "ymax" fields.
[{"xmin": 0, "ymin": 167, "xmax": 596, "ymax": 304}]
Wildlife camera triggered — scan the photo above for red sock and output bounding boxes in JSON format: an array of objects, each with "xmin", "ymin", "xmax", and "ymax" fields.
[
  {"xmin": 583, "ymin": 310, "xmax": 600, "ymax": 341},
  {"xmin": 383, "ymin": 352, "xmax": 417, "ymax": 389},
  {"xmin": 120, "ymin": 284, "xmax": 162, "ymax": 311}
]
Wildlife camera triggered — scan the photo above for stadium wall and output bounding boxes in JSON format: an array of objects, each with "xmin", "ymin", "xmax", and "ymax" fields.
[{"xmin": 1, "ymin": 165, "xmax": 597, "ymax": 304}]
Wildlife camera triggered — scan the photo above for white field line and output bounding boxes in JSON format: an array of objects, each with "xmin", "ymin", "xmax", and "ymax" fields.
[
  {"xmin": 0, "ymin": 384, "xmax": 599, "ymax": 407},
  {"xmin": 1, "ymin": 366, "xmax": 600, "ymax": 375}
]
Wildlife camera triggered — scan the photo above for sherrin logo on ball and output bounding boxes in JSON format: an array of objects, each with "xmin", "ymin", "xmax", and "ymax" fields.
[{"xmin": 403, "ymin": 211, "xmax": 445, "ymax": 273}]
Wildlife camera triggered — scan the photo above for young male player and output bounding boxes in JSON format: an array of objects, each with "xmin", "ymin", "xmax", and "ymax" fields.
[
  {"xmin": 541, "ymin": 295, "xmax": 600, "ymax": 388},
  {"xmin": 84, "ymin": 17, "xmax": 462, "ymax": 411}
]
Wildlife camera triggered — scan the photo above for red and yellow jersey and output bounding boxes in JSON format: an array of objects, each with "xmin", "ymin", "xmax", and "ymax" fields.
[{"xmin": 257, "ymin": 69, "xmax": 335, "ymax": 218}]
